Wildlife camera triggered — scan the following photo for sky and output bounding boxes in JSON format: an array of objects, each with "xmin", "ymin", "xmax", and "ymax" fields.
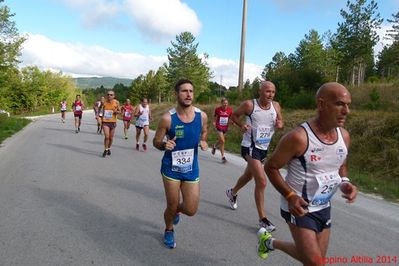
[{"xmin": 7, "ymin": 0, "xmax": 399, "ymax": 88}]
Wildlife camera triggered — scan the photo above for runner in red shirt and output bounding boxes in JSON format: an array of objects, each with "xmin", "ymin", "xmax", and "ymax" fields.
[
  {"xmin": 211, "ymin": 98, "xmax": 233, "ymax": 163},
  {"xmin": 121, "ymin": 99, "xmax": 134, "ymax": 139},
  {"xmin": 72, "ymin": 94, "xmax": 85, "ymax": 133}
]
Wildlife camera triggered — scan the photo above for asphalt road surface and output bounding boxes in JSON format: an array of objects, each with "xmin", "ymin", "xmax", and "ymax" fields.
[{"xmin": 0, "ymin": 111, "xmax": 398, "ymax": 266}]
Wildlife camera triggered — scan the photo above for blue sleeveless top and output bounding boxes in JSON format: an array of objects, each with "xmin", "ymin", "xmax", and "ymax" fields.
[{"xmin": 161, "ymin": 107, "xmax": 202, "ymax": 182}]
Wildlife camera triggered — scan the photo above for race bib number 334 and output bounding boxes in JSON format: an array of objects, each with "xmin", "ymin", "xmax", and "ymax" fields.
[{"xmin": 172, "ymin": 149, "xmax": 194, "ymax": 173}]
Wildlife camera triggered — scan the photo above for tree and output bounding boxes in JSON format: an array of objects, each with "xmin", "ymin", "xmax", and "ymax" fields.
[
  {"xmin": 333, "ymin": 0, "xmax": 383, "ymax": 85},
  {"xmin": 377, "ymin": 12, "xmax": 399, "ymax": 78},
  {"xmin": 165, "ymin": 32, "xmax": 212, "ymax": 96},
  {"xmin": 385, "ymin": 11, "xmax": 399, "ymax": 42},
  {"xmin": 294, "ymin": 29, "xmax": 327, "ymax": 90},
  {"xmin": 0, "ymin": 0, "xmax": 26, "ymax": 111},
  {"xmin": 0, "ymin": 0, "xmax": 25, "ymax": 70}
]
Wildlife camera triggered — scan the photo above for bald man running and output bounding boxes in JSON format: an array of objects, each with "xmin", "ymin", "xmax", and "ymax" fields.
[{"xmin": 258, "ymin": 82, "xmax": 358, "ymax": 264}]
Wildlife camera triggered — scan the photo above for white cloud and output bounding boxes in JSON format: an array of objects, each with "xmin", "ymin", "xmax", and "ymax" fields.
[
  {"xmin": 62, "ymin": 0, "xmax": 120, "ymax": 27},
  {"xmin": 60, "ymin": 0, "xmax": 201, "ymax": 42},
  {"xmin": 123, "ymin": 0, "xmax": 201, "ymax": 42},
  {"xmin": 206, "ymin": 57, "xmax": 263, "ymax": 88},
  {"xmin": 20, "ymin": 33, "xmax": 167, "ymax": 78},
  {"xmin": 20, "ymin": 33, "xmax": 263, "ymax": 88}
]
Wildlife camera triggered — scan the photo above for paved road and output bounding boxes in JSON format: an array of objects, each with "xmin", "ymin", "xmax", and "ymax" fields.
[{"xmin": 0, "ymin": 111, "xmax": 398, "ymax": 266}]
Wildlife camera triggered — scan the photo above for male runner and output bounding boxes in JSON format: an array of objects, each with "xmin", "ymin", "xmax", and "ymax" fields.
[
  {"xmin": 60, "ymin": 99, "xmax": 67, "ymax": 123},
  {"xmin": 72, "ymin": 95, "xmax": 85, "ymax": 133},
  {"xmin": 121, "ymin": 99, "xmax": 134, "ymax": 139},
  {"xmin": 153, "ymin": 79, "xmax": 208, "ymax": 249},
  {"xmin": 226, "ymin": 81, "xmax": 283, "ymax": 232},
  {"xmin": 135, "ymin": 98, "xmax": 151, "ymax": 151},
  {"xmin": 258, "ymin": 82, "xmax": 357, "ymax": 264},
  {"xmin": 211, "ymin": 98, "xmax": 233, "ymax": 163},
  {"xmin": 101, "ymin": 91, "xmax": 120, "ymax": 157}
]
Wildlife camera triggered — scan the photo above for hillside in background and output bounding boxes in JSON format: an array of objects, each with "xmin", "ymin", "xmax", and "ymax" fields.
[{"xmin": 74, "ymin": 77, "xmax": 133, "ymax": 89}]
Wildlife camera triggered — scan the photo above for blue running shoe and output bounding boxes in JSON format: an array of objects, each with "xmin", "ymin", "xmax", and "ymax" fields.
[
  {"xmin": 164, "ymin": 230, "xmax": 176, "ymax": 249},
  {"xmin": 173, "ymin": 213, "xmax": 180, "ymax": 225}
]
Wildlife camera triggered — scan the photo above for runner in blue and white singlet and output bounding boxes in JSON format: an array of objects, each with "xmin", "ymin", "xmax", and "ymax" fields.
[
  {"xmin": 153, "ymin": 79, "xmax": 208, "ymax": 249},
  {"xmin": 161, "ymin": 107, "xmax": 202, "ymax": 182}
]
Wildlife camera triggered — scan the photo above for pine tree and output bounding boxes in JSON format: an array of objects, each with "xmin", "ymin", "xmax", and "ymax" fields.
[{"xmin": 165, "ymin": 32, "xmax": 212, "ymax": 96}]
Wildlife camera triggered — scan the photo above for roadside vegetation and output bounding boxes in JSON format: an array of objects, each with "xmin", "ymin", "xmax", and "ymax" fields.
[{"xmin": 0, "ymin": 114, "xmax": 30, "ymax": 144}]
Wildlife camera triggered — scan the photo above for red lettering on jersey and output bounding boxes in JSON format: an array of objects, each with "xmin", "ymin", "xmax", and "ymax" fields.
[{"xmin": 310, "ymin": 155, "xmax": 321, "ymax": 162}]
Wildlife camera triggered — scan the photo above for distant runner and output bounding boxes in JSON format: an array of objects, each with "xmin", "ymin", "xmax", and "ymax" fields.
[
  {"xmin": 101, "ymin": 90, "xmax": 120, "ymax": 157},
  {"xmin": 211, "ymin": 98, "xmax": 233, "ymax": 163},
  {"xmin": 94, "ymin": 96, "xmax": 105, "ymax": 134},
  {"xmin": 72, "ymin": 95, "xmax": 85, "ymax": 133},
  {"xmin": 134, "ymin": 98, "xmax": 151, "ymax": 151},
  {"xmin": 121, "ymin": 99, "xmax": 134, "ymax": 139},
  {"xmin": 60, "ymin": 99, "xmax": 67, "ymax": 123}
]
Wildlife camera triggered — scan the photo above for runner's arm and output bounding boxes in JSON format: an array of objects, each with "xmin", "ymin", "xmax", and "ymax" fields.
[
  {"xmin": 338, "ymin": 128, "xmax": 357, "ymax": 203},
  {"xmin": 199, "ymin": 111, "xmax": 208, "ymax": 151},
  {"xmin": 153, "ymin": 113, "xmax": 173, "ymax": 151},
  {"xmin": 273, "ymin": 101, "xmax": 284, "ymax": 129},
  {"xmin": 231, "ymin": 100, "xmax": 252, "ymax": 132}
]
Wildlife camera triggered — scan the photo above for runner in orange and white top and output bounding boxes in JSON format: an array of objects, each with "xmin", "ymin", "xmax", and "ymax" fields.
[
  {"xmin": 60, "ymin": 99, "xmax": 67, "ymax": 123},
  {"xmin": 121, "ymin": 99, "xmax": 134, "ymax": 139},
  {"xmin": 101, "ymin": 90, "xmax": 120, "ymax": 157},
  {"xmin": 72, "ymin": 95, "xmax": 85, "ymax": 133},
  {"xmin": 134, "ymin": 97, "xmax": 151, "ymax": 151}
]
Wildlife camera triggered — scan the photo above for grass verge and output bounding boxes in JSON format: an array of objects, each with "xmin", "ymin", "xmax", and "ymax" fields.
[{"xmin": 0, "ymin": 115, "xmax": 31, "ymax": 145}]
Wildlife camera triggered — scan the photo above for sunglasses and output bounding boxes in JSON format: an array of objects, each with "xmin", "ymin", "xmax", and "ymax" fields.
[{"xmin": 107, "ymin": 94, "xmax": 114, "ymax": 96}]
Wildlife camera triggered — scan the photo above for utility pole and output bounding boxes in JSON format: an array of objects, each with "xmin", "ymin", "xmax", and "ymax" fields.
[
  {"xmin": 238, "ymin": 0, "xmax": 247, "ymax": 93},
  {"xmin": 219, "ymin": 75, "xmax": 223, "ymax": 97}
]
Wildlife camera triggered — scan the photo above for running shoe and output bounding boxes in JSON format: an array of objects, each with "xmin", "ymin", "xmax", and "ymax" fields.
[
  {"xmin": 173, "ymin": 213, "xmax": 180, "ymax": 225},
  {"xmin": 75, "ymin": 130, "xmax": 78, "ymax": 133},
  {"xmin": 136, "ymin": 143, "xmax": 139, "ymax": 150},
  {"xmin": 211, "ymin": 145, "xmax": 216, "ymax": 155},
  {"xmin": 226, "ymin": 189, "xmax": 238, "ymax": 210},
  {"xmin": 78, "ymin": 127, "xmax": 80, "ymax": 132},
  {"xmin": 222, "ymin": 157, "xmax": 227, "ymax": 163},
  {"xmin": 164, "ymin": 230, "xmax": 176, "ymax": 249},
  {"xmin": 107, "ymin": 149, "xmax": 111, "ymax": 155},
  {"xmin": 258, "ymin": 217, "xmax": 276, "ymax": 232},
  {"xmin": 143, "ymin": 143, "xmax": 147, "ymax": 151},
  {"xmin": 102, "ymin": 150, "xmax": 107, "ymax": 157},
  {"xmin": 124, "ymin": 136, "xmax": 128, "ymax": 140},
  {"xmin": 257, "ymin": 227, "xmax": 273, "ymax": 259}
]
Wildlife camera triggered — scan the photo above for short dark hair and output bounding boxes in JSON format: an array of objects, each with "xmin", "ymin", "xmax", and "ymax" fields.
[{"xmin": 174, "ymin": 79, "xmax": 193, "ymax": 92}]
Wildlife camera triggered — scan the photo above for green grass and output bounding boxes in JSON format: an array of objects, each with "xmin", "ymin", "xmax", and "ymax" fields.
[
  {"xmin": 149, "ymin": 103, "xmax": 399, "ymax": 202},
  {"xmin": 0, "ymin": 114, "xmax": 31, "ymax": 144}
]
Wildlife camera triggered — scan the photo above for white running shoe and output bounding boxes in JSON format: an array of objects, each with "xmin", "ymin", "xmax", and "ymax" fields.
[
  {"xmin": 226, "ymin": 189, "xmax": 238, "ymax": 210},
  {"xmin": 258, "ymin": 217, "xmax": 276, "ymax": 232}
]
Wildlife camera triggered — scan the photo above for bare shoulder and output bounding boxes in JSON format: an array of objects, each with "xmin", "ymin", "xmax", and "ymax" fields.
[
  {"xmin": 272, "ymin": 100, "xmax": 281, "ymax": 108},
  {"xmin": 279, "ymin": 126, "xmax": 307, "ymax": 156},
  {"xmin": 339, "ymin": 127, "xmax": 350, "ymax": 146}
]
